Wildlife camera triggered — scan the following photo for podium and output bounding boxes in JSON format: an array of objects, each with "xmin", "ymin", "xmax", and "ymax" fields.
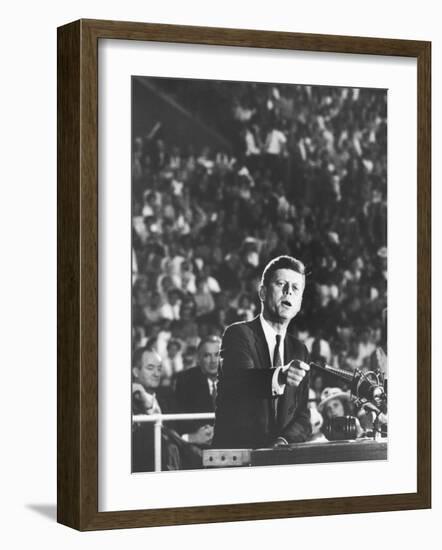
[{"xmin": 203, "ymin": 439, "xmax": 387, "ymax": 468}]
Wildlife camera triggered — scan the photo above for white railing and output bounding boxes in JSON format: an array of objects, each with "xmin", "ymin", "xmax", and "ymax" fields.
[{"xmin": 133, "ymin": 412, "xmax": 215, "ymax": 471}]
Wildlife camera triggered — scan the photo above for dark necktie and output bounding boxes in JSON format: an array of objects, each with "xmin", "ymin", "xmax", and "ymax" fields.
[
  {"xmin": 273, "ymin": 334, "xmax": 282, "ymax": 422},
  {"xmin": 210, "ymin": 379, "xmax": 217, "ymax": 409},
  {"xmin": 273, "ymin": 334, "xmax": 282, "ymax": 368}
]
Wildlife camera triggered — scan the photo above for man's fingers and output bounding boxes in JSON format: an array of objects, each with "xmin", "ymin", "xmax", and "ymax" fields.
[
  {"xmin": 290, "ymin": 360, "xmax": 310, "ymax": 371},
  {"xmin": 288, "ymin": 359, "xmax": 310, "ymax": 371},
  {"xmin": 287, "ymin": 374, "xmax": 305, "ymax": 385},
  {"xmin": 286, "ymin": 362, "xmax": 309, "ymax": 387},
  {"xmin": 287, "ymin": 363, "xmax": 310, "ymax": 376}
]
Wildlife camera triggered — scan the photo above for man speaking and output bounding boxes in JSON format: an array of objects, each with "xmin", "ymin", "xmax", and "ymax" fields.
[{"xmin": 213, "ymin": 255, "xmax": 311, "ymax": 449}]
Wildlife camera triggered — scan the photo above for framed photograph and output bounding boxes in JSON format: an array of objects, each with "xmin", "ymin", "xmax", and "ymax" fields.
[{"xmin": 57, "ymin": 19, "xmax": 431, "ymax": 530}]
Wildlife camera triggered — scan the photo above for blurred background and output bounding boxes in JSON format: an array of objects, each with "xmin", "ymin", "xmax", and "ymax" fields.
[{"xmin": 131, "ymin": 76, "xmax": 387, "ymax": 401}]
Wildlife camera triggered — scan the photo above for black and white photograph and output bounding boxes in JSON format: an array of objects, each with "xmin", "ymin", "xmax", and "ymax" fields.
[
  {"xmin": 130, "ymin": 76, "xmax": 388, "ymax": 473},
  {"xmin": 0, "ymin": 0, "xmax": 436, "ymax": 540}
]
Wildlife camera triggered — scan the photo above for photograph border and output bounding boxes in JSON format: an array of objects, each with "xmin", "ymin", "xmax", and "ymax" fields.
[{"xmin": 57, "ymin": 18, "xmax": 431, "ymax": 531}]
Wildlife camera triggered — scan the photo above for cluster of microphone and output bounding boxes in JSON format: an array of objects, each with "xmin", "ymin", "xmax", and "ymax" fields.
[{"xmin": 310, "ymin": 361, "xmax": 387, "ymax": 440}]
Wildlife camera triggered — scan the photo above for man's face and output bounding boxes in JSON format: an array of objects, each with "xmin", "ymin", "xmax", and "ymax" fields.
[
  {"xmin": 198, "ymin": 341, "xmax": 220, "ymax": 378},
  {"xmin": 133, "ymin": 350, "xmax": 162, "ymax": 391},
  {"xmin": 183, "ymin": 352, "xmax": 196, "ymax": 368},
  {"xmin": 324, "ymin": 398, "xmax": 345, "ymax": 419},
  {"xmin": 168, "ymin": 343, "xmax": 180, "ymax": 358},
  {"xmin": 260, "ymin": 268, "xmax": 305, "ymax": 323}
]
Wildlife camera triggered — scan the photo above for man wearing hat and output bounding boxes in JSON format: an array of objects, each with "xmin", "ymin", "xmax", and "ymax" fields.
[{"xmin": 213, "ymin": 255, "xmax": 311, "ymax": 449}]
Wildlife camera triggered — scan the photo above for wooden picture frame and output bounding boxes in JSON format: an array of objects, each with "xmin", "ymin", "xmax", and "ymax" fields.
[{"xmin": 57, "ymin": 18, "xmax": 431, "ymax": 531}]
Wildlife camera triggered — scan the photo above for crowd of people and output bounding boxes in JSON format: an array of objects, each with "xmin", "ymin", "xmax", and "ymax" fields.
[{"xmin": 131, "ymin": 80, "xmax": 388, "ymax": 469}]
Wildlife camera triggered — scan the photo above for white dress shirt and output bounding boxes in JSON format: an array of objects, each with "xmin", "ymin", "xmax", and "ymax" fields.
[
  {"xmin": 259, "ymin": 314, "xmax": 288, "ymax": 396},
  {"xmin": 207, "ymin": 377, "xmax": 216, "ymax": 395},
  {"xmin": 264, "ymin": 129, "xmax": 287, "ymax": 155}
]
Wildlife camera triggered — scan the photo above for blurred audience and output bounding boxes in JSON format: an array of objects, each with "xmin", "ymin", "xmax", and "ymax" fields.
[{"xmin": 132, "ymin": 80, "xmax": 388, "ymax": 455}]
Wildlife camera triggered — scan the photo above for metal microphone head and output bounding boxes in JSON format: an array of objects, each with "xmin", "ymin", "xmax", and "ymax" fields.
[{"xmin": 323, "ymin": 416, "xmax": 358, "ymax": 441}]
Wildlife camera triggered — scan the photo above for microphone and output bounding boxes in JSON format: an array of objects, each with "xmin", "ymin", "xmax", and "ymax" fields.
[
  {"xmin": 323, "ymin": 416, "xmax": 359, "ymax": 441},
  {"xmin": 310, "ymin": 361, "xmax": 387, "ymax": 408}
]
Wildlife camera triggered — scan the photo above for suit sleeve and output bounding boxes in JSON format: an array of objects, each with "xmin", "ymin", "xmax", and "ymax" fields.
[
  {"xmin": 219, "ymin": 323, "xmax": 275, "ymax": 399},
  {"xmin": 174, "ymin": 373, "xmax": 196, "ymax": 435},
  {"xmin": 280, "ymin": 374, "xmax": 312, "ymax": 443},
  {"xmin": 174, "ymin": 372, "xmax": 186, "ymax": 411},
  {"xmin": 280, "ymin": 343, "xmax": 312, "ymax": 443}
]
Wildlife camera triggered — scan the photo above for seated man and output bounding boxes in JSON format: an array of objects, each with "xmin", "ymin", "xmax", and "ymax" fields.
[
  {"xmin": 174, "ymin": 335, "xmax": 221, "ymax": 446},
  {"xmin": 132, "ymin": 346, "xmax": 201, "ymax": 472}
]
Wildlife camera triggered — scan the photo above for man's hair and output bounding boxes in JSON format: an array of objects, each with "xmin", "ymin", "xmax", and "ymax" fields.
[
  {"xmin": 132, "ymin": 344, "xmax": 156, "ymax": 370},
  {"xmin": 197, "ymin": 334, "xmax": 222, "ymax": 353},
  {"xmin": 260, "ymin": 255, "xmax": 306, "ymax": 287},
  {"xmin": 167, "ymin": 338, "xmax": 182, "ymax": 351}
]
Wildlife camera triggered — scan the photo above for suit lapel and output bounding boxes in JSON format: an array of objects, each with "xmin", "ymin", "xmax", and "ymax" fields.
[
  {"xmin": 195, "ymin": 368, "xmax": 213, "ymax": 410},
  {"xmin": 277, "ymin": 335, "xmax": 297, "ymax": 430},
  {"xmin": 250, "ymin": 316, "xmax": 272, "ymax": 369}
]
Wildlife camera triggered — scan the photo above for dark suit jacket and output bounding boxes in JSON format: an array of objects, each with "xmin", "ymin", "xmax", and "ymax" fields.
[
  {"xmin": 132, "ymin": 388, "xmax": 180, "ymax": 472},
  {"xmin": 212, "ymin": 316, "xmax": 311, "ymax": 449},
  {"xmin": 175, "ymin": 366, "xmax": 215, "ymax": 435},
  {"xmin": 132, "ymin": 386, "xmax": 207, "ymax": 472}
]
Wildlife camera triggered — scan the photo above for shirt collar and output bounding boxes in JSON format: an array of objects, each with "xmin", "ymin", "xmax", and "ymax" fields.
[{"xmin": 259, "ymin": 313, "xmax": 287, "ymax": 342}]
